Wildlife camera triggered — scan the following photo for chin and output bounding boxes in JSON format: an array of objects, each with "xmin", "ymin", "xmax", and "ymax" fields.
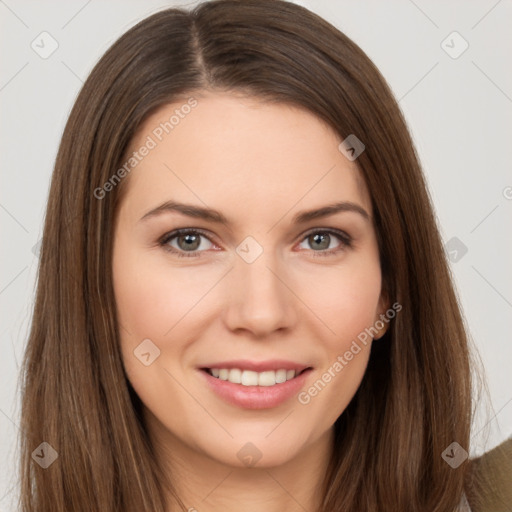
[{"xmin": 196, "ymin": 428, "xmax": 314, "ymax": 470}]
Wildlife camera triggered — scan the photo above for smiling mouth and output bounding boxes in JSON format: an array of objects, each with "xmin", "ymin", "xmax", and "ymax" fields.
[{"xmin": 202, "ymin": 367, "xmax": 312, "ymax": 387}]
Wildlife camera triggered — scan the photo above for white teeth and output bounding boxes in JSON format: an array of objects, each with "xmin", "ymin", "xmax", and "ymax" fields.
[
  {"xmin": 208, "ymin": 368, "xmax": 300, "ymax": 386},
  {"xmin": 228, "ymin": 368, "xmax": 242, "ymax": 384},
  {"xmin": 275, "ymin": 369, "xmax": 287, "ymax": 383},
  {"xmin": 258, "ymin": 371, "xmax": 275, "ymax": 387},
  {"xmin": 241, "ymin": 370, "xmax": 258, "ymax": 386}
]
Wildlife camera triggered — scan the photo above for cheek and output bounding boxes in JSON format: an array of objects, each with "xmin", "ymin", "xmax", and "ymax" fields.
[
  {"xmin": 112, "ymin": 247, "xmax": 204, "ymax": 425},
  {"xmin": 293, "ymin": 255, "xmax": 382, "ymax": 419},
  {"xmin": 113, "ymin": 247, "xmax": 213, "ymax": 341},
  {"xmin": 112, "ymin": 242, "xmax": 224, "ymax": 401},
  {"xmin": 112, "ymin": 238, "xmax": 182, "ymax": 382},
  {"xmin": 300, "ymin": 254, "xmax": 383, "ymax": 344}
]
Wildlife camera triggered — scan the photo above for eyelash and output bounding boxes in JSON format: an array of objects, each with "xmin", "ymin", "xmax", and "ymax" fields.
[{"xmin": 158, "ymin": 228, "xmax": 353, "ymax": 258}]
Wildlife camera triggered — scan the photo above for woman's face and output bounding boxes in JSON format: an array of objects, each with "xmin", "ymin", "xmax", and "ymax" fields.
[{"xmin": 112, "ymin": 91, "xmax": 387, "ymax": 469}]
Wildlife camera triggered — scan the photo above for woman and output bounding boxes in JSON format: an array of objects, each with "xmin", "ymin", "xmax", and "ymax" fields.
[{"xmin": 19, "ymin": 0, "xmax": 491, "ymax": 510}]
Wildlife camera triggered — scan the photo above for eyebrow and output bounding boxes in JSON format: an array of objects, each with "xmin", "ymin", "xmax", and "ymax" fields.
[{"xmin": 139, "ymin": 200, "xmax": 370, "ymax": 224}]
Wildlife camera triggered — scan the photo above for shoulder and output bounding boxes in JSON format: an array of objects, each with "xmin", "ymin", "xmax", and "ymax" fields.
[{"xmin": 465, "ymin": 437, "xmax": 512, "ymax": 512}]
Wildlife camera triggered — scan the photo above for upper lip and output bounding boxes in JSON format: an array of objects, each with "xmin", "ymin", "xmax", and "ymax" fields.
[{"xmin": 199, "ymin": 359, "xmax": 312, "ymax": 373}]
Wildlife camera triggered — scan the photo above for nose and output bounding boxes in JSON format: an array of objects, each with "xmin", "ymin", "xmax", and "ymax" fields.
[{"xmin": 222, "ymin": 251, "xmax": 298, "ymax": 338}]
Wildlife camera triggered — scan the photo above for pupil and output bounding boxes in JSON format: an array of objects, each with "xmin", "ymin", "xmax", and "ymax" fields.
[
  {"xmin": 179, "ymin": 234, "xmax": 200, "ymax": 251},
  {"xmin": 311, "ymin": 233, "xmax": 329, "ymax": 250}
]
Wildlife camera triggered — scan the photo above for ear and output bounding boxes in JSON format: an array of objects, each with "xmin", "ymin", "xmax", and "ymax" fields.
[{"xmin": 373, "ymin": 291, "xmax": 391, "ymax": 340}]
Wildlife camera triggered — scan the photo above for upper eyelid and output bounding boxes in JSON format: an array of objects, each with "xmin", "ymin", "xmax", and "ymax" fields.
[{"xmin": 160, "ymin": 228, "xmax": 216, "ymax": 245}]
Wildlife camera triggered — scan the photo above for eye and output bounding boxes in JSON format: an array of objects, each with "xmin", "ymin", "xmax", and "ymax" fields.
[
  {"xmin": 297, "ymin": 229, "xmax": 352, "ymax": 256},
  {"xmin": 158, "ymin": 227, "xmax": 353, "ymax": 258},
  {"xmin": 159, "ymin": 228, "xmax": 215, "ymax": 257}
]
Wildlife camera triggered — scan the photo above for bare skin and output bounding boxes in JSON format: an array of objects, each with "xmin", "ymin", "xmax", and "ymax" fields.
[{"xmin": 112, "ymin": 91, "xmax": 388, "ymax": 511}]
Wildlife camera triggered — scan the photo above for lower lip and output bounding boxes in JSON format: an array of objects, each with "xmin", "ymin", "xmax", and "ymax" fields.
[{"xmin": 200, "ymin": 369, "xmax": 313, "ymax": 410}]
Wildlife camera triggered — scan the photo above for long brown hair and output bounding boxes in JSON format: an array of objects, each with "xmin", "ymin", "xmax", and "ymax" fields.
[{"xmin": 19, "ymin": 1, "xmax": 474, "ymax": 510}]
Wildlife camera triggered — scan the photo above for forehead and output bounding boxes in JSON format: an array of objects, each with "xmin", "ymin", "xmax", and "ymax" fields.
[{"xmin": 119, "ymin": 92, "xmax": 371, "ymax": 226}]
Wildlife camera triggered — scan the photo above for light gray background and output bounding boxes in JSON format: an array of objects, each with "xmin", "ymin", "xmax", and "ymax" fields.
[{"xmin": 1, "ymin": 0, "xmax": 511, "ymax": 509}]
